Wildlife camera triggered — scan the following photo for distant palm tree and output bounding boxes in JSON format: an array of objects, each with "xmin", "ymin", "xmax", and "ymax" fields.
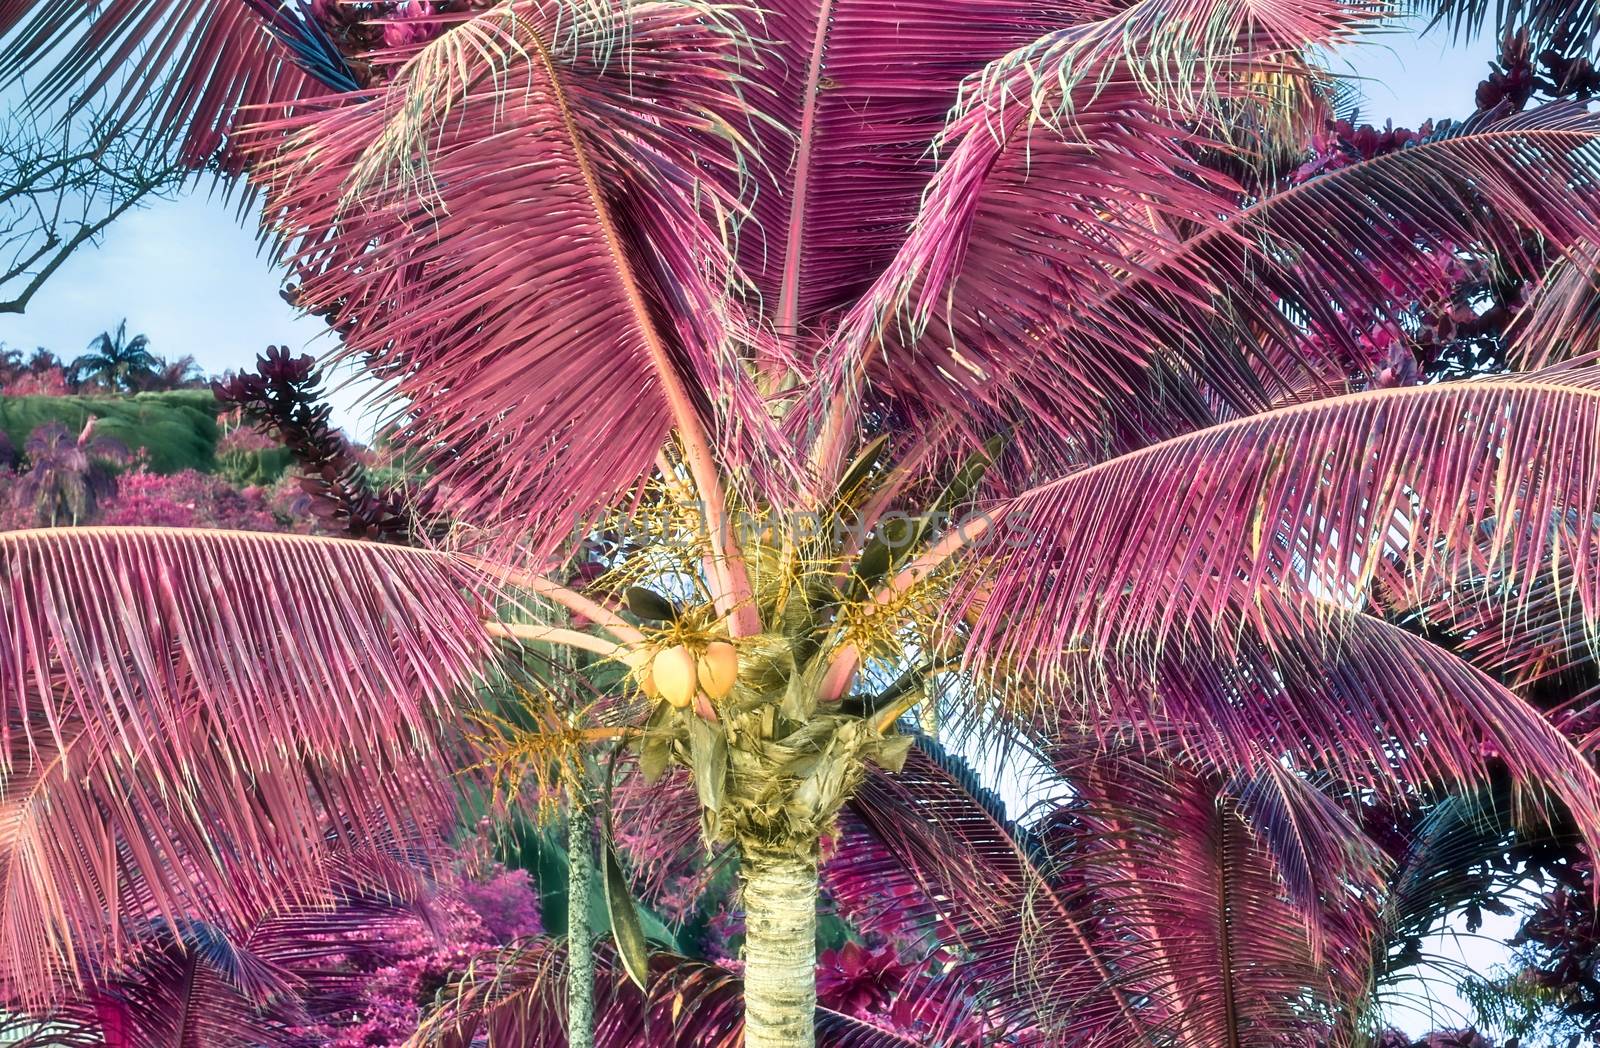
[
  {"xmin": 149, "ymin": 353, "xmax": 205, "ymax": 390},
  {"xmin": 70, "ymin": 320, "xmax": 158, "ymax": 392},
  {"xmin": 12, "ymin": 417, "xmax": 130, "ymax": 525}
]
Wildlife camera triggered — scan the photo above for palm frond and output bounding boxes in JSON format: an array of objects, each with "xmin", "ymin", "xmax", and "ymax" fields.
[
  {"xmin": 414, "ymin": 938, "xmax": 979, "ymax": 1046},
  {"xmin": 1040, "ymin": 755, "xmax": 1381, "ymax": 1046},
  {"xmin": 828, "ymin": 95, "xmax": 1600, "ymax": 470},
  {"xmin": 70, "ymin": 845, "xmax": 432, "ymax": 1048},
  {"xmin": 965, "ymin": 367, "xmax": 1600, "ymax": 672},
  {"xmin": 0, "ymin": 527, "xmax": 492, "ymax": 1000},
  {"xmin": 805, "ymin": 0, "xmax": 1365, "ymax": 467},
  {"xmin": 827, "ymin": 739, "xmax": 1152, "ymax": 1044},
  {"xmin": 93, "ymin": 921, "xmax": 305, "ymax": 1048},
  {"xmin": 0, "ymin": 1008, "xmax": 102, "ymax": 1048},
  {"xmin": 727, "ymin": 0, "xmax": 1081, "ymax": 347},
  {"xmin": 1012, "ymin": 596, "xmax": 1600, "ymax": 895},
  {"xmin": 833, "ymin": 736, "xmax": 1386, "ymax": 1044},
  {"xmin": 1508, "ymin": 240, "xmax": 1600, "ymax": 369},
  {"xmin": 0, "ymin": 0, "xmax": 354, "ymax": 169},
  {"xmin": 1412, "ymin": 0, "xmax": 1600, "ymax": 54},
  {"xmin": 251, "ymin": 0, "xmax": 799, "ymax": 546}
]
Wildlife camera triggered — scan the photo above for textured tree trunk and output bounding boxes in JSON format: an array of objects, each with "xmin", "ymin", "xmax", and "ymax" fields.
[
  {"xmin": 739, "ymin": 838, "xmax": 818, "ymax": 1048},
  {"xmin": 567, "ymin": 778, "xmax": 595, "ymax": 1048}
]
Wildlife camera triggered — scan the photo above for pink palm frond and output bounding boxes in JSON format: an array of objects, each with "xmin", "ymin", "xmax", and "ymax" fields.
[
  {"xmin": 0, "ymin": 527, "xmax": 494, "ymax": 1002},
  {"xmin": 826, "ymin": 93, "xmax": 1600, "ymax": 474},
  {"xmin": 0, "ymin": 0, "xmax": 351, "ymax": 169},
  {"xmin": 793, "ymin": 0, "xmax": 1365, "ymax": 474},
  {"xmin": 963, "ymin": 367, "xmax": 1600, "ymax": 670},
  {"xmin": 250, "ymin": 0, "xmax": 799, "ymax": 544},
  {"xmin": 1041, "ymin": 754, "xmax": 1381, "ymax": 1046},
  {"xmin": 1006, "ymin": 598, "xmax": 1600, "ymax": 886},
  {"xmin": 414, "ymin": 938, "xmax": 981, "ymax": 1046},
  {"xmin": 725, "ymin": 0, "xmax": 1088, "ymax": 354},
  {"xmin": 1507, "ymin": 238, "xmax": 1600, "ymax": 369}
]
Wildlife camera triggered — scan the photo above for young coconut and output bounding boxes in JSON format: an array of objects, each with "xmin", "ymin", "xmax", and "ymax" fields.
[
  {"xmin": 623, "ymin": 647, "xmax": 659, "ymax": 699},
  {"xmin": 697, "ymin": 640, "xmax": 738, "ymax": 701},
  {"xmin": 652, "ymin": 644, "xmax": 697, "ymax": 709}
]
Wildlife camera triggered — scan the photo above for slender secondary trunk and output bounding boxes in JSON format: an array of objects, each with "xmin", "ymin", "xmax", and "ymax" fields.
[
  {"xmin": 567, "ymin": 778, "xmax": 595, "ymax": 1048},
  {"xmin": 739, "ymin": 838, "xmax": 818, "ymax": 1048}
]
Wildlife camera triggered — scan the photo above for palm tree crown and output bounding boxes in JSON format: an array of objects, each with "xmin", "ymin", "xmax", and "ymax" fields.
[
  {"xmin": 6, "ymin": 0, "xmax": 1600, "ymax": 1044},
  {"xmin": 69, "ymin": 320, "xmax": 158, "ymax": 392}
]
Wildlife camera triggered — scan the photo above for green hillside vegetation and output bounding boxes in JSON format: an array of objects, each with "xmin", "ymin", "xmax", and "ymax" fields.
[{"xmin": 0, "ymin": 390, "xmax": 289, "ymax": 482}]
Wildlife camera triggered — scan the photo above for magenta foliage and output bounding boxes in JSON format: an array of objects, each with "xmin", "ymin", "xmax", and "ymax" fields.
[
  {"xmin": 1506, "ymin": 855, "xmax": 1600, "ymax": 1036},
  {"xmin": 383, "ymin": 0, "xmax": 445, "ymax": 49},
  {"xmin": 1476, "ymin": 30, "xmax": 1600, "ymax": 113},
  {"xmin": 288, "ymin": 865, "xmax": 542, "ymax": 1047},
  {"xmin": 1291, "ymin": 119, "xmax": 1431, "ymax": 184},
  {"xmin": 458, "ymin": 868, "xmax": 544, "ymax": 944},
  {"xmin": 216, "ymin": 418, "xmax": 280, "ymax": 456},
  {"xmin": 816, "ymin": 940, "xmax": 966, "ymax": 1038},
  {"xmin": 97, "ymin": 467, "xmax": 282, "ymax": 531},
  {"xmin": 1, "ymin": 368, "xmax": 71, "ymax": 396}
]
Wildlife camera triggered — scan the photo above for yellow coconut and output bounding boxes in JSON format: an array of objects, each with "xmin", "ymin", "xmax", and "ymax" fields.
[
  {"xmin": 653, "ymin": 644, "xmax": 698, "ymax": 709},
  {"xmin": 624, "ymin": 648, "xmax": 659, "ymax": 699},
  {"xmin": 697, "ymin": 640, "xmax": 738, "ymax": 700}
]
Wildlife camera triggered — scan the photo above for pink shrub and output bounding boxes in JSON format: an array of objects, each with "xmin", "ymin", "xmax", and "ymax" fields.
[
  {"xmin": 2, "ymin": 369, "xmax": 71, "ymax": 396},
  {"xmin": 98, "ymin": 468, "xmax": 281, "ymax": 531},
  {"xmin": 291, "ymin": 865, "xmax": 542, "ymax": 1047}
]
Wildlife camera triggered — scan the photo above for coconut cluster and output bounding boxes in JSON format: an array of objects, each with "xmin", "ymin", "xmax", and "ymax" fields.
[{"xmin": 630, "ymin": 639, "xmax": 738, "ymax": 714}]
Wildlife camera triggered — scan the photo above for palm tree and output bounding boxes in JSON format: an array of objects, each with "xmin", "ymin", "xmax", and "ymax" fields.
[
  {"xmin": 11, "ymin": 418, "xmax": 130, "ymax": 525},
  {"xmin": 69, "ymin": 320, "xmax": 158, "ymax": 393},
  {"xmin": 147, "ymin": 353, "xmax": 205, "ymax": 391},
  {"xmin": 8, "ymin": 1, "xmax": 1600, "ymax": 1045}
]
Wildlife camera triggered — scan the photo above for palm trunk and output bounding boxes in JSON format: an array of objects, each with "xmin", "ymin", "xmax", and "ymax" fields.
[
  {"xmin": 739, "ymin": 837, "xmax": 818, "ymax": 1048},
  {"xmin": 567, "ymin": 778, "xmax": 595, "ymax": 1048}
]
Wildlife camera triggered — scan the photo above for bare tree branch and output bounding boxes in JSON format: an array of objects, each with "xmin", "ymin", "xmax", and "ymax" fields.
[{"xmin": 0, "ymin": 105, "xmax": 186, "ymax": 315}]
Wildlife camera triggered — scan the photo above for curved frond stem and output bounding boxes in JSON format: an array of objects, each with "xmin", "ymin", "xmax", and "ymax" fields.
[
  {"xmin": 460, "ymin": 558, "xmax": 645, "ymax": 647},
  {"xmin": 518, "ymin": 28, "xmax": 758, "ymax": 637},
  {"xmin": 772, "ymin": 0, "xmax": 840, "ymax": 353},
  {"xmin": 808, "ymin": 369, "xmax": 860, "ymax": 491},
  {"xmin": 1213, "ymin": 802, "xmax": 1243, "ymax": 1048},
  {"xmin": 484, "ymin": 622, "xmax": 628, "ymax": 659}
]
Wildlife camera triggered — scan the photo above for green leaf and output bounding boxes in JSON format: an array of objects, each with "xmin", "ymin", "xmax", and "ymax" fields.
[
  {"xmin": 602, "ymin": 839, "xmax": 651, "ymax": 992},
  {"xmin": 835, "ymin": 432, "xmax": 890, "ymax": 505},
  {"xmin": 638, "ymin": 700, "xmax": 674, "ymax": 783},
  {"xmin": 624, "ymin": 586, "xmax": 679, "ymax": 623},
  {"xmin": 686, "ymin": 717, "xmax": 728, "ymax": 814},
  {"xmin": 851, "ymin": 435, "xmax": 1003, "ymax": 591}
]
